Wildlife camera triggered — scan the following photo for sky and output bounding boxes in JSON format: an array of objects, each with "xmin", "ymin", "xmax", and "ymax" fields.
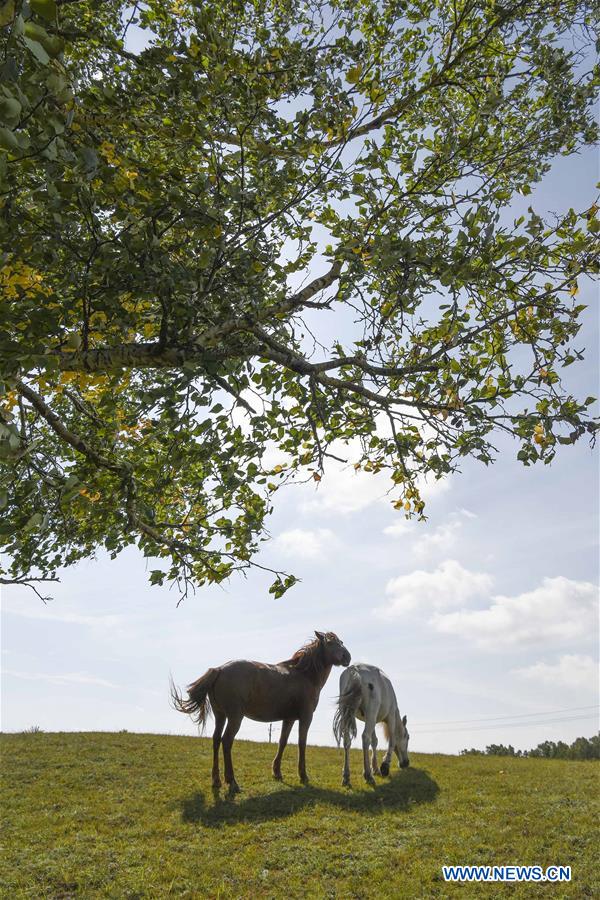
[{"xmin": 1, "ymin": 24, "xmax": 599, "ymax": 758}]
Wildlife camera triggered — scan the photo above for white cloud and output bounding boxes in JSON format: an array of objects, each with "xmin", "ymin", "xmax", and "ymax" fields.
[
  {"xmin": 377, "ymin": 559, "xmax": 493, "ymax": 617},
  {"xmin": 300, "ymin": 454, "xmax": 389, "ymax": 514},
  {"xmin": 232, "ymin": 408, "xmax": 454, "ymax": 519},
  {"xmin": 432, "ymin": 576, "xmax": 598, "ymax": 648},
  {"xmin": 513, "ymin": 655, "xmax": 599, "ymax": 690},
  {"xmin": 383, "ymin": 518, "xmax": 415, "ymax": 538},
  {"xmin": 2, "ymin": 669, "xmax": 118, "ymax": 688},
  {"xmin": 303, "ymin": 468, "xmax": 387, "ymax": 514},
  {"xmin": 412, "ymin": 518, "xmax": 462, "ymax": 560},
  {"xmin": 272, "ymin": 527, "xmax": 338, "ymax": 560},
  {"xmin": 416, "ymin": 473, "xmax": 452, "ymax": 502},
  {"xmin": 384, "ymin": 508, "xmax": 475, "ymax": 555},
  {"xmin": 300, "ymin": 437, "xmax": 451, "ymax": 516},
  {"xmin": 0, "ymin": 605, "xmax": 125, "ymax": 628}
]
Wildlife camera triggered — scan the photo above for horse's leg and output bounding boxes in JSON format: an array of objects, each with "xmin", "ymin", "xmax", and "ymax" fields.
[
  {"xmin": 342, "ymin": 721, "xmax": 353, "ymax": 787},
  {"xmin": 297, "ymin": 712, "xmax": 313, "ymax": 784},
  {"xmin": 380, "ymin": 715, "xmax": 394, "ymax": 777},
  {"xmin": 371, "ymin": 728, "xmax": 381, "ymax": 776},
  {"xmin": 272, "ymin": 718, "xmax": 294, "ymax": 781},
  {"xmin": 362, "ymin": 714, "xmax": 377, "ymax": 785},
  {"xmin": 221, "ymin": 713, "xmax": 243, "ymax": 795},
  {"xmin": 211, "ymin": 713, "xmax": 226, "ymax": 789}
]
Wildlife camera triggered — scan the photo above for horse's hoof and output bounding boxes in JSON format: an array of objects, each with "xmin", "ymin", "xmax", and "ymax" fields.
[
  {"xmin": 227, "ymin": 781, "xmax": 241, "ymax": 795},
  {"xmin": 300, "ymin": 775, "xmax": 309, "ymax": 786},
  {"xmin": 342, "ymin": 778, "xmax": 351, "ymax": 788},
  {"xmin": 212, "ymin": 779, "xmax": 222, "ymax": 789},
  {"xmin": 272, "ymin": 771, "xmax": 283, "ymax": 781},
  {"xmin": 364, "ymin": 775, "xmax": 376, "ymax": 787},
  {"xmin": 380, "ymin": 761, "xmax": 390, "ymax": 777}
]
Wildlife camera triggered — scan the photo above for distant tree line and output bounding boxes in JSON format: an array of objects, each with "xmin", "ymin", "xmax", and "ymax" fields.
[{"xmin": 460, "ymin": 735, "xmax": 600, "ymax": 760}]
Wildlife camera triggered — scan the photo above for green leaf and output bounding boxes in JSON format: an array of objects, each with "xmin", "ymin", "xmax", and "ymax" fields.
[
  {"xmin": 149, "ymin": 569, "xmax": 166, "ymax": 585},
  {"xmin": 0, "ymin": 97, "xmax": 22, "ymax": 128},
  {"xmin": 268, "ymin": 574, "xmax": 298, "ymax": 598},
  {"xmin": 24, "ymin": 512, "xmax": 43, "ymax": 531},
  {"xmin": 0, "ymin": 126, "xmax": 19, "ymax": 152},
  {"xmin": 0, "ymin": 0, "xmax": 15, "ymax": 27},
  {"xmin": 22, "ymin": 36, "xmax": 50, "ymax": 65},
  {"xmin": 30, "ymin": 0, "xmax": 57, "ymax": 21},
  {"xmin": 23, "ymin": 21, "xmax": 63, "ymax": 57},
  {"xmin": 0, "ymin": 0, "xmax": 596, "ymax": 599}
]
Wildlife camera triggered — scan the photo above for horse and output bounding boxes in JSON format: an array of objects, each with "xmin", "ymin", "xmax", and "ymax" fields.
[
  {"xmin": 170, "ymin": 630, "xmax": 351, "ymax": 794},
  {"xmin": 333, "ymin": 663, "xmax": 409, "ymax": 786}
]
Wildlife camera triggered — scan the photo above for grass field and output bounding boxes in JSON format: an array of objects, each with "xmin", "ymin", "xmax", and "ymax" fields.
[{"xmin": 1, "ymin": 731, "xmax": 598, "ymax": 898}]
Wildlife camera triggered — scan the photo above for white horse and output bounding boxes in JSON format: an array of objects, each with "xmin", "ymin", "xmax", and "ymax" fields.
[{"xmin": 333, "ymin": 663, "xmax": 410, "ymax": 786}]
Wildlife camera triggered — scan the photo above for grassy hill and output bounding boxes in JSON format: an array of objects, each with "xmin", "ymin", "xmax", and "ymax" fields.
[{"xmin": 1, "ymin": 731, "xmax": 598, "ymax": 898}]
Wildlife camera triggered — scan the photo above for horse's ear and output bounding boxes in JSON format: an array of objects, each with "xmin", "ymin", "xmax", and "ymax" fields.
[
  {"xmin": 402, "ymin": 715, "xmax": 407, "ymax": 726},
  {"xmin": 314, "ymin": 630, "xmax": 325, "ymax": 641}
]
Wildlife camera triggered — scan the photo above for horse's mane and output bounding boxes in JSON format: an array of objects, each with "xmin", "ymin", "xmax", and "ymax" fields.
[
  {"xmin": 383, "ymin": 710, "xmax": 405, "ymax": 742},
  {"xmin": 284, "ymin": 634, "xmax": 337, "ymax": 675}
]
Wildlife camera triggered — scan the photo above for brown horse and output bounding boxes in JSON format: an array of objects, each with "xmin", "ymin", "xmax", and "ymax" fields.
[{"xmin": 170, "ymin": 631, "xmax": 351, "ymax": 793}]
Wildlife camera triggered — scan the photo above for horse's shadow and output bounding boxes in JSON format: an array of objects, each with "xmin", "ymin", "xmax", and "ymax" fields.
[{"xmin": 179, "ymin": 768, "xmax": 439, "ymax": 827}]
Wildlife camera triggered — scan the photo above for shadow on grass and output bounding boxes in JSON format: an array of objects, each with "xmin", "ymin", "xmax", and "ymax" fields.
[{"xmin": 180, "ymin": 768, "xmax": 439, "ymax": 827}]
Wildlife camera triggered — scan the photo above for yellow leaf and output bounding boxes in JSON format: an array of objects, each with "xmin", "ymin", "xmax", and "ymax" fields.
[
  {"xmin": 346, "ymin": 65, "xmax": 362, "ymax": 84},
  {"xmin": 0, "ymin": 1, "xmax": 15, "ymax": 27}
]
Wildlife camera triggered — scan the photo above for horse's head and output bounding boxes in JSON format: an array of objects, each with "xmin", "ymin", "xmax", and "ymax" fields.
[
  {"xmin": 314, "ymin": 631, "xmax": 351, "ymax": 667},
  {"xmin": 396, "ymin": 713, "xmax": 410, "ymax": 768}
]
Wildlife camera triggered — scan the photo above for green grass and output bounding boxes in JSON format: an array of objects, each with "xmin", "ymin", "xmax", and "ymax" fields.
[{"xmin": 1, "ymin": 732, "xmax": 598, "ymax": 898}]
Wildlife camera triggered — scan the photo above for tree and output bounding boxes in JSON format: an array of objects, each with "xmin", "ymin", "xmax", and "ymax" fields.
[
  {"xmin": 485, "ymin": 743, "xmax": 516, "ymax": 756},
  {"xmin": 1, "ymin": 0, "xmax": 598, "ymax": 598},
  {"xmin": 462, "ymin": 735, "xmax": 600, "ymax": 759}
]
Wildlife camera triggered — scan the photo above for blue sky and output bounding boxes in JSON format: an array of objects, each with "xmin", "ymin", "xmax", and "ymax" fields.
[
  {"xmin": 1, "ymin": 28, "xmax": 598, "ymax": 756},
  {"xmin": 1, "ymin": 393, "xmax": 597, "ymax": 752}
]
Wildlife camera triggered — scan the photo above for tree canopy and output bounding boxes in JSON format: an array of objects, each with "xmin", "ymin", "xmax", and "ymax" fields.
[
  {"xmin": 1, "ymin": 0, "xmax": 598, "ymax": 599},
  {"xmin": 461, "ymin": 734, "xmax": 600, "ymax": 759}
]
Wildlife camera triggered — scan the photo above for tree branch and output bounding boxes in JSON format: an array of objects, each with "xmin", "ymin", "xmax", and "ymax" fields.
[{"xmin": 0, "ymin": 576, "xmax": 60, "ymax": 603}]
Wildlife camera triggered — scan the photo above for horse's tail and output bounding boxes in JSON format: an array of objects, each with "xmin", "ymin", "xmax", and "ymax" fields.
[
  {"xmin": 333, "ymin": 671, "xmax": 362, "ymax": 746},
  {"xmin": 169, "ymin": 668, "xmax": 219, "ymax": 733}
]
